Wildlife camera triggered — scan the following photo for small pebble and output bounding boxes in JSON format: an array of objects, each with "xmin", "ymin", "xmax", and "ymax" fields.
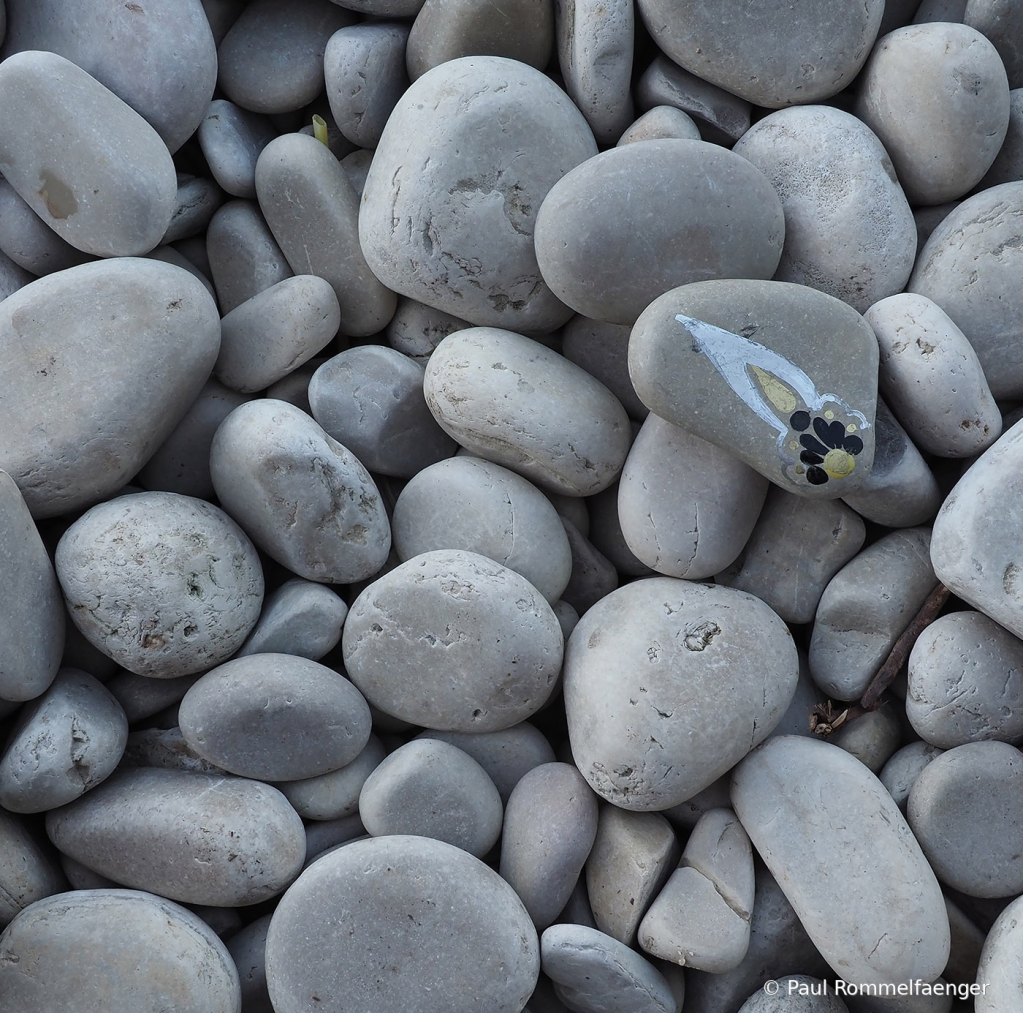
[{"xmin": 236, "ymin": 577, "xmax": 347, "ymax": 661}]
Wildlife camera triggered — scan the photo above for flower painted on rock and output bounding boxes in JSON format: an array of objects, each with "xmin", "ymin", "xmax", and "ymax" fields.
[{"xmin": 676, "ymin": 314, "xmax": 870, "ymax": 488}]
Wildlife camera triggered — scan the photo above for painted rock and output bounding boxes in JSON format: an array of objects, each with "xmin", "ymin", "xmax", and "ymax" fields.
[{"xmin": 629, "ymin": 279, "xmax": 879, "ymax": 499}]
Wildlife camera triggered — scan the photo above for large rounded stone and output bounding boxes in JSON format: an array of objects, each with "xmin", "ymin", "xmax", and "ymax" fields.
[
  {"xmin": 209, "ymin": 399, "xmax": 391, "ymax": 585},
  {"xmin": 55, "ymin": 492, "xmax": 264, "ymax": 679},
  {"xmin": 534, "ymin": 139, "xmax": 784, "ymax": 325},
  {"xmin": 265, "ymin": 835, "xmax": 539, "ymax": 1013},
  {"xmin": 564, "ymin": 578, "xmax": 798, "ymax": 810},
  {"xmin": 342, "ymin": 549, "xmax": 563, "ymax": 732},
  {"xmin": 732, "ymin": 736, "xmax": 950, "ymax": 986},
  {"xmin": 424, "ymin": 328, "xmax": 631, "ymax": 496},
  {"xmin": 0, "ymin": 890, "xmax": 241, "ymax": 1013},
  {"xmin": 0, "ymin": 51, "xmax": 177, "ymax": 256},
  {"xmin": 635, "ymin": 0, "xmax": 884, "ymax": 107},
  {"xmin": 2, "ymin": 0, "xmax": 217, "ymax": 152},
  {"xmin": 45, "ymin": 768, "xmax": 305, "ymax": 906},
  {"xmin": 732, "ymin": 106, "xmax": 916, "ymax": 313},
  {"xmin": 0, "ymin": 259, "xmax": 221, "ymax": 517},
  {"xmin": 359, "ymin": 56, "xmax": 597, "ymax": 332}
]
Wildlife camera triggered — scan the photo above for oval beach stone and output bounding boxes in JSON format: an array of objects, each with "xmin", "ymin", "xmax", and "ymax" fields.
[
  {"xmin": 0, "ymin": 51, "xmax": 177, "ymax": 256},
  {"xmin": 0, "ymin": 889, "xmax": 241, "ymax": 1013},
  {"xmin": 0, "ymin": 258, "xmax": 221, "ymax": 517},
  {"xmin": 56, "ymin": 491, "xmax": 263, "ymax": 678},
  {"xmin": 565, "ymin": 578, "xmax": 798, "ymax": 810},
  {"xmin": 342, "ymin": 549, "xmax": 563, "ymax": 732},
  {"xmin": 732, "ymin": 736, "xmax": 950, "ymax": 985},
  {"xmin": 46, "ymin": 767, "xmax": 305, "ymax": 906},
  {"xmin": 265, "ymin": 835, "xmax": 539, "ymax": 1013}
]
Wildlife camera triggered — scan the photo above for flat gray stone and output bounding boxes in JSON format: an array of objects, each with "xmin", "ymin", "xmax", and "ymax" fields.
[
  {"xmin": 179, "ymin": 653, "xmax": 372, "ymax": 781},
  {"xmin": 565, "ymin": 578, "xmax": 798, "ymax": 810},
  {"xmin": 908, "ymin": 182, "xmax": 1023, "ymax": 398},
  {"xmin": 359, "ymin": 56, "xmax": 596, "ymax": 332},
  {"xmin": 879, "ymin": 741, "xmax": 944, "ymax": 811},
  {"xmin": 732, "ymin": 736, "xmax": 950, "ymax": 986},
  {"xmin": 629, "ymin": 280, "xmax": 879, "ymax": 499},
  {"xmin": 908, "ymin": 740, "xmax": 1023, "ymax": 897},
  {"xmin": 275, "ymin": 734, "xmax": 385, "ymax": 821},
  {"xmin": 501, "ymin": 762, "xmax": 599, "ymax": 931},
  {"xmin": 0, "ymin": 177, "xmax": 95, "ymax": 276},
  {"xmin": 424, "ymin": 328, "xmax": 631, "ymax": 496},
  {"xmin": 209, "ymin": 398, "xmax": 391, "ymax": 584},
  {"xmin": 0, "ymin": 51, "xmax": 177, "ymax": 256},
  {"xmin": 236, "ymin": 577, "xmax": 347, "ymax": 661},
  {"xmin": 619, "ymin": 414, "xmax": 769, "ymax": 580},
  {"xmin": 0, "ymin": 667, "xmax": 127, "ymax": 813},
  {"xmin": 0, "ymin": 890, "xmax": 241, "ymax": 1012},
  {"xmin": 0, "ymin": 810, "xmax": 64, "ymax": 929},
  {"xmin": 716, "ymin": 488, "xmax": 865, "ymax": 626},
  {"xmin": 342, "ymin": 549, "xmax": 563, "ymax": 731},
  {"xmin": 535, "ymin": 140, "xmax": 784, "ymax": 325},
  {"xmin": 45, "ymin": 767, "xmax": 305, "ymax": 906},
  {"xmin": 266, "ymin": 835, "xmax": 539, "ymax": 1013},
  {"xmin": 392, "ymin": 456, "xmax": 572, "ymax": 604},
  {"xmin": 856, "ymin": 23, "xmax": 1010, "ymax": 204},
  {"xmin": 635, "ymin": 0, "xmax": 883, "ymax": 107},
  {"xmin": 163, "ymin": 175, "xmax": 224, "ymax": 245},
  {"xmin": 0, "ymin": 471, "xmax": 64, "ymax": 702},
  {"xmin": 0, "ymin": 259, "xmax": 221, "ymax": 517},
  {"xmin": 255, "ymin": 132, "xmax": 396, "ymax": 337},
  {"xmin": 733, "ymin": 106, "xmax": 916, "ymax": 314},
  {"xmin": 198, "ymin": 99, "xmax": 277, "ymax": 199},
  {"xmin": 56, "ymin": 491, "xmax": 263, "ymax": 678}
]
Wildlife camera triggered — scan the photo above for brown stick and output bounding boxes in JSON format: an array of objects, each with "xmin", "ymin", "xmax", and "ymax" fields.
[{"xmin": 861, "ymin": 583, "xmax": 950, "ymax": 710}]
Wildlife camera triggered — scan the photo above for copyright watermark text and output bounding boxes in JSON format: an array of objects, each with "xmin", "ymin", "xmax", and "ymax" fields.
[{"xmin": 762, "ymin": 979, "xmax": 987, "ymax": 1000}]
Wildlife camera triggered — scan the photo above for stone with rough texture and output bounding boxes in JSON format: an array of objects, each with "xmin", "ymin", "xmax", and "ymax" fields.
[
  {"xmin": 209, "ymin": 399, "xmax": 391, "ymax": 585},
  {"xmin": 930, "ymin": 418, "xmax": 1023, "ymax": 638},
  {"xmin": 386, "ymin": 296, "xmax": 470, "ymax": 363},
  {"xmin": 56, "ymin": 492, "xmax": 263, "ymax": 679},
  {"xmin": 629, "ymin": 280, "xmax": 879, "ymax": 500},
  {"xmin": 425, "ymin": 328, "xmax": 630, "ymax": 497},
  {"xmin": 236, "ymin": 578, "xmax": 347, "ymax": 661},
  {"xmin": 359, "ymin": 738, "xmax": 503, "ymax": 858},
  {"xmin": 879, "ymin": 741, "xmax": 944, "ymax": 811},
  {"xmin": 0, "ymin": 471, "xmax": 64, "ymax": 701},
  {"xmin": 809, "ymin": 528, "xmax": 936, "ymax": 701},
  {"xmin": 0, "ymin": 811, "xmax": 64, "ymax": 928},
  {"xmin": 359, "ymin": 56, "xmax": 597, "ymax": 332},
  {"xmin": 535, "ymin": 140, "xmax": 784, "ymax": 325},
  {"xmin": 179, "ymin": 653, "xmax": 371, "ymax": 781},
  {"xmin": 0, "ymin": 668, "xmax": 127, "ymax": 813},
  {"xmin": 636, "ymin": 0, "xmax": 883, "ymax": 108},
  {"xmin": 865, "ymin": 293, "xmax": 1001, "ymax": 457},
  {"xmin": 392, "ymin": 457, "xmax": 572, "ymax": 604},
  {"xmin": 275, "ymin": 735, "xmax": 385, "ymax": 821},
  {"xmin": 256, "ymin": 132, "xmax": 396, "ymax": 337},
  {"xmin": 3, "ymin": 0, "xmax": 217, "ymax": 152},
  {"xmin": 309, "ymin": 346, "xmax": 455, "ymax": 478},
  {"xmin": 343, "ymin": 549, "xmax": 563, "ymax": 731},
  {"xmin": 0, "ymin": 51, "xmax": 177, "ymax": 257},
  {"xmin": 908, "ymin": 182, "xmax": 1023, "ymax": 398},
  {"xmin": 716, "ymin": 488, "xmax": 866, "ymax": 626},
  {"xmin": 46, "ymin": 767, "xmax": 305, "ymax": 906},
  {"xmin": 566, "ymin": 578, "xmax": 798, "ymax": 810},
  {"xmin": 501, "ymin": 762, "xmax": 598, "ymax": 931},
  {"xmin": 619, "ymin": 414, "xmax": 769, "ymax": 580},
  {"xmin": 198, "ymin": 100, "xmax": 277, "ymax": 200},
  {"xmin": 855, "ymin": 23, "xmax": 1010, "ymax": 204},
  {"xmin": 266, "ymin": 835, "xmax": 539, "ymax": 1013},
  {"xmin": 0, "ymin": 259, "xmax": 221, "ymax": 517},
  {"xmin": 732, "ymin": 736, "xmax": 950, "ymax": 986},
  {"xmin": 0, "ymin": 890, "xmax": 242, "ymax": 1012},
  {"xmin": 218, "ymin": 0, "xmax": 354, "ymax": 114},
  {"xmin": 732, "ymin": 106, "xmax": 916, "ymax": 314},
  {"xmin": 908, "ymin": 741, "xmax": 1023, "ymax": 897}
]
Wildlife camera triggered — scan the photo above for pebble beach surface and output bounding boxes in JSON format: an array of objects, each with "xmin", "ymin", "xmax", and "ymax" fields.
[{"xmin": 1, "ymin": 2, "xmax": 1023, "ymax": 1012}]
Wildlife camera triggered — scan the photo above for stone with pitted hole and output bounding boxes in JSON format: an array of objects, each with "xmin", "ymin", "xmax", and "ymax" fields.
[
  {"xmin": 0, "ymin": 889, "xmax": 241, "ymax": 1013},
  {"xmin": 566, "ymin": 578, "xmax": 797, "ymax": 810},
  {"xmin": 56, "ymin": 491, "xmax": 263, "ymax": 679},
  {"xmin": 266, "ymin": 835, "xmax": 539, "ymax": 1013},
  {"xmin": 0, "ymin": 668, "xmax": 127, "ymax": 813},
  {"xmin": 0, "ymin": 51, "xmax": 177, "ymax": 256},
  {"xmin": 46, "ymin": 767, "xmax": 305, "ymax": 906},
  {"xmin": 359, "ymin": 56, "xmax": 596, "ymax": 332},
  {"xmin": 210, "ymin": 398, "xmax": 391, "ymax": 585},
  {"xmin": 0, "ymin": 258, "xmax": 221, "ymax": 518}
]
